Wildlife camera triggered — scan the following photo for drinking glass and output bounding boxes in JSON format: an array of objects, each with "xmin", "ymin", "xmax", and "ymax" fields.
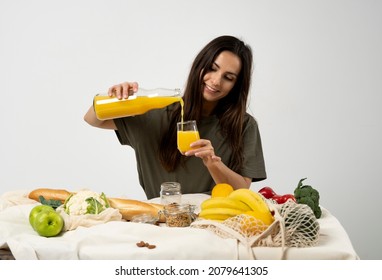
[{"xmin": 177, "ymin": 120, "xmax": 200, "ymax": 154}]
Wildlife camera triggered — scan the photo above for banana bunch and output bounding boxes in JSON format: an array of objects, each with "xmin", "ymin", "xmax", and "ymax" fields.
[{"xmin": 199, "ymin": 188, "xmax": 274, "ymax": 225}]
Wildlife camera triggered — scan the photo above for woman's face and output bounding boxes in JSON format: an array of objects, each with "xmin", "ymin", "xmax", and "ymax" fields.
[{"xmin": 202, "ymin": 50, "xmax": 241, "ymax": 104}]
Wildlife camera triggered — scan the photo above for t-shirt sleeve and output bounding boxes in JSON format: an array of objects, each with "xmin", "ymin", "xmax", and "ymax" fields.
[
  {"xmin": 114, "ymin": 118, "xmax": 132, "ymax": 145},
  {"xmin": 241, "ymin": 116, "xmax": 267, "ymax": 182},
  {"xmin": 113, "ymin": 108, "xmax": 167, "ymax": 148},
  {"xmin": 113, "ymin": 116, "xmax": 146, "ymax": 147}
]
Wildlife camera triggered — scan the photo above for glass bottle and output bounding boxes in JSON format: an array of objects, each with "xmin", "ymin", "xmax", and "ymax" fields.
[{"xmin": 93, "ymin": 88, "xmax": 182, "ymax": 120}]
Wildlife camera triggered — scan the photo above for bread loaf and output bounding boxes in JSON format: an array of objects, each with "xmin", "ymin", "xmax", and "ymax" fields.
[
  {"xmin": 28, "ymin": 188, "xmax": 72, "ymax": 203},
  {"xmin": 28, "ymin": 188, "xmax": 164, "ymax": 222},
  {"xmin": 108, "ymin": 197, "xmax": 164, "ymax": 222}
]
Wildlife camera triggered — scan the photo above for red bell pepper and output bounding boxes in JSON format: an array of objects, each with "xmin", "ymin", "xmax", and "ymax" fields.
[
  {"xmin": 258, "ymin": 187, "xmax": 276, "ymax": 199},
  {"xmin": 258, "ymin": 187, "xmax": 296, "ymax": 204}
]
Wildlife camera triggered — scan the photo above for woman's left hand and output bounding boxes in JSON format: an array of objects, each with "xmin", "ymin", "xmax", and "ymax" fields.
[{"xmin": 185, "ymin": 139, "xmax": 221, "ymax": 165}]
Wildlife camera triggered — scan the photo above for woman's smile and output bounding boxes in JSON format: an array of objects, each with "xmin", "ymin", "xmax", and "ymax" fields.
[{"xmin": 204, "ymin": 84, "xmax": 219, "ymax": 94}]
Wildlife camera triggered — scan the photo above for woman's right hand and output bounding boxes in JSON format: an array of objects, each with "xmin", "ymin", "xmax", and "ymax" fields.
[
  {"xmin": 84, "ymin": 81, "xmax": 138, "ymax": 129},
  {"xmin": 108, "ymin": 81, "xmax": 139, "ymax": 99}
]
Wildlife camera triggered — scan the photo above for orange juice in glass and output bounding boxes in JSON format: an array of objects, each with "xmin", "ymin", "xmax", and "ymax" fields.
[{"xmin": 177, "ymin": 120, "xmax": 200, "ymax": 154}]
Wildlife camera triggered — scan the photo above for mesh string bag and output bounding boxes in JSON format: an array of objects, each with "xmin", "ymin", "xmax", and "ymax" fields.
[{"xmin": 191, "ymin": 200, "xmax": 320, "ymax": 259}]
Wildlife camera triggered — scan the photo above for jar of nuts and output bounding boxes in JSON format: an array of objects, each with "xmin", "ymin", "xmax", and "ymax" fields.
[{"xmin": 161, "ymin": 203, "xmax": 195, "ymax": 227}]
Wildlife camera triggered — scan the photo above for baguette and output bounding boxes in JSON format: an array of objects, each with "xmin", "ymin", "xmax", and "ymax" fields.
[
  {"xmin": 28, "ymin": 188, "xmax": 164, "ymax": 222},
  {"xmin": 108, "ymin": 197, "xmax": 164, "ymax": 222},
  {"xmin": 28, "ymin": 188, "xmax": 72, "ymax": 203}
]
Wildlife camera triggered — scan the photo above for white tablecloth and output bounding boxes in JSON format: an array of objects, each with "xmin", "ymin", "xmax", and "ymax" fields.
[{"xmin": 0, "ymin": 190, "xmax": 359, "ymax": 260}]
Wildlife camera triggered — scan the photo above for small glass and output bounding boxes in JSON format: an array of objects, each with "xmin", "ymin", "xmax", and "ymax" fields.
[
  {"xmin": 160, "ymin": 182, "xmax": 182, "ymax": 205},
  {"xmin": 177, "ymin": 120, "xmax": 200, "ymax": 154}
]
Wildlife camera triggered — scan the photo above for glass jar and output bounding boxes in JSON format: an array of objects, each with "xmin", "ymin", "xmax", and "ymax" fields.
[
  {"xmin": 93, "ymin": 88, "xmax": 182, "ymax": 120},
  {"xmin": 160, "ymin": 182, "xmax": 182, "ymax": 205},
  {"xmin": 161, "ymin": 204, "xmax": 195, "ymax": 227},
  {"xmin": 130, "ymin": 214, "xmax": 158, "ymax": 225}
]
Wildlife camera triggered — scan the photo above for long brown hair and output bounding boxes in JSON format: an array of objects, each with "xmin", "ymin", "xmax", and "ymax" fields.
[{"xmin": 159, "ymin": 35, "xmax": 253, "ymax": 172}]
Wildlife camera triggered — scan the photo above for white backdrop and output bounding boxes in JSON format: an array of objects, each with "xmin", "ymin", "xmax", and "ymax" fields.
[{"xmin": 1, "ymin": 0, "xmax": 381, "ymax": 259}]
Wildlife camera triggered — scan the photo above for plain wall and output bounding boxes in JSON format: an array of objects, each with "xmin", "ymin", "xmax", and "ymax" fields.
[{"xmin": 1, "ymin": 0, "xmax": 381, "ymax": 259}]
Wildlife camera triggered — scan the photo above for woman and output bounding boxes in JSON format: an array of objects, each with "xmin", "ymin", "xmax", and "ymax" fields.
[{"xmin": 84, "ymin": 35, "xmax": 266, "ymax": 199}]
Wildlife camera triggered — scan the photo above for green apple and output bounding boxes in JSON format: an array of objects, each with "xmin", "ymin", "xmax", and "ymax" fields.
[
  {"xmin": 29, "ymin": 205, "xmax": 55, "ymax": 229},
  {"xmin": 33, "ymin": 210, "xmax": 64, "ymax": 237}
]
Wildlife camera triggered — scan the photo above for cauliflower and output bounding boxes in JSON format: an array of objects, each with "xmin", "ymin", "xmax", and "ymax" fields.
[{"xmin": 64, "ymin": 190, "xmax": 110, "ymax": 215}]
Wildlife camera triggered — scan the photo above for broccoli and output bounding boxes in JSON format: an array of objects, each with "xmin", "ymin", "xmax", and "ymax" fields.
[
  {"xmin": 294, "ymin": 178, "xmax": 322, "ymax": 219},
  {"xmin": 297, "ymin": 196, "xmax": 315, "ymax": 211},
  {"xmin": 38, "ymin": 195, "xmax": 62, "ymax": 209}
]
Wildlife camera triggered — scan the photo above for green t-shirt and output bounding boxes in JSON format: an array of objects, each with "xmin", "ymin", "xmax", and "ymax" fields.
[{"xmin": 114, "ymin": 106, "xmax": 266, "ymax": 199}]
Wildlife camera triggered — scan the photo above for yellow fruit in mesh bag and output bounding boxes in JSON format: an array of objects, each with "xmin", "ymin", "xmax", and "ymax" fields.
[
  {"xmin": 211, "ymin": 183, "xmax": 234, "ymax": 198},
  {"xmin": 199, "ymin": 207, "xmax": 243, "ymax": 221},
  {"xmin": 198, "ymin": 214, "xmax": 231, "ymax": 221},
  {"xmin": 228, "ymin": 188, "xmax": 274, "ymax": 225},
  {"xmin": 244, "ymin": 210, "xmax": 274, "ymax": 226},
  {"xmin": 236, "ymin": 214, "xmax": 269, "ymax": 236}
]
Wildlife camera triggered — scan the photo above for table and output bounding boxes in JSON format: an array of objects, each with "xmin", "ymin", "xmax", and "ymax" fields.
[
  {"xmin": 0, "ymin": 190, "xmax": 359, "ymax": 260},
  {"xmin": 0, "ymin": 249, "xmax": 14, "ymax": 260}
]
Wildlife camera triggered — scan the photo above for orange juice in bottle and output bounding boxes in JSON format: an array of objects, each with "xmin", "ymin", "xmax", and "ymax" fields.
[{"xmin": 94, "ymin": 88, "xmax": 182, "ymax": 120}]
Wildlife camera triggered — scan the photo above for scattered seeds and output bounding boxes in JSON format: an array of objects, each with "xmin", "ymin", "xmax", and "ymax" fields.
[{"xmin": 136, "ymin": 240, "xmax": 156, "ymax": 249}]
